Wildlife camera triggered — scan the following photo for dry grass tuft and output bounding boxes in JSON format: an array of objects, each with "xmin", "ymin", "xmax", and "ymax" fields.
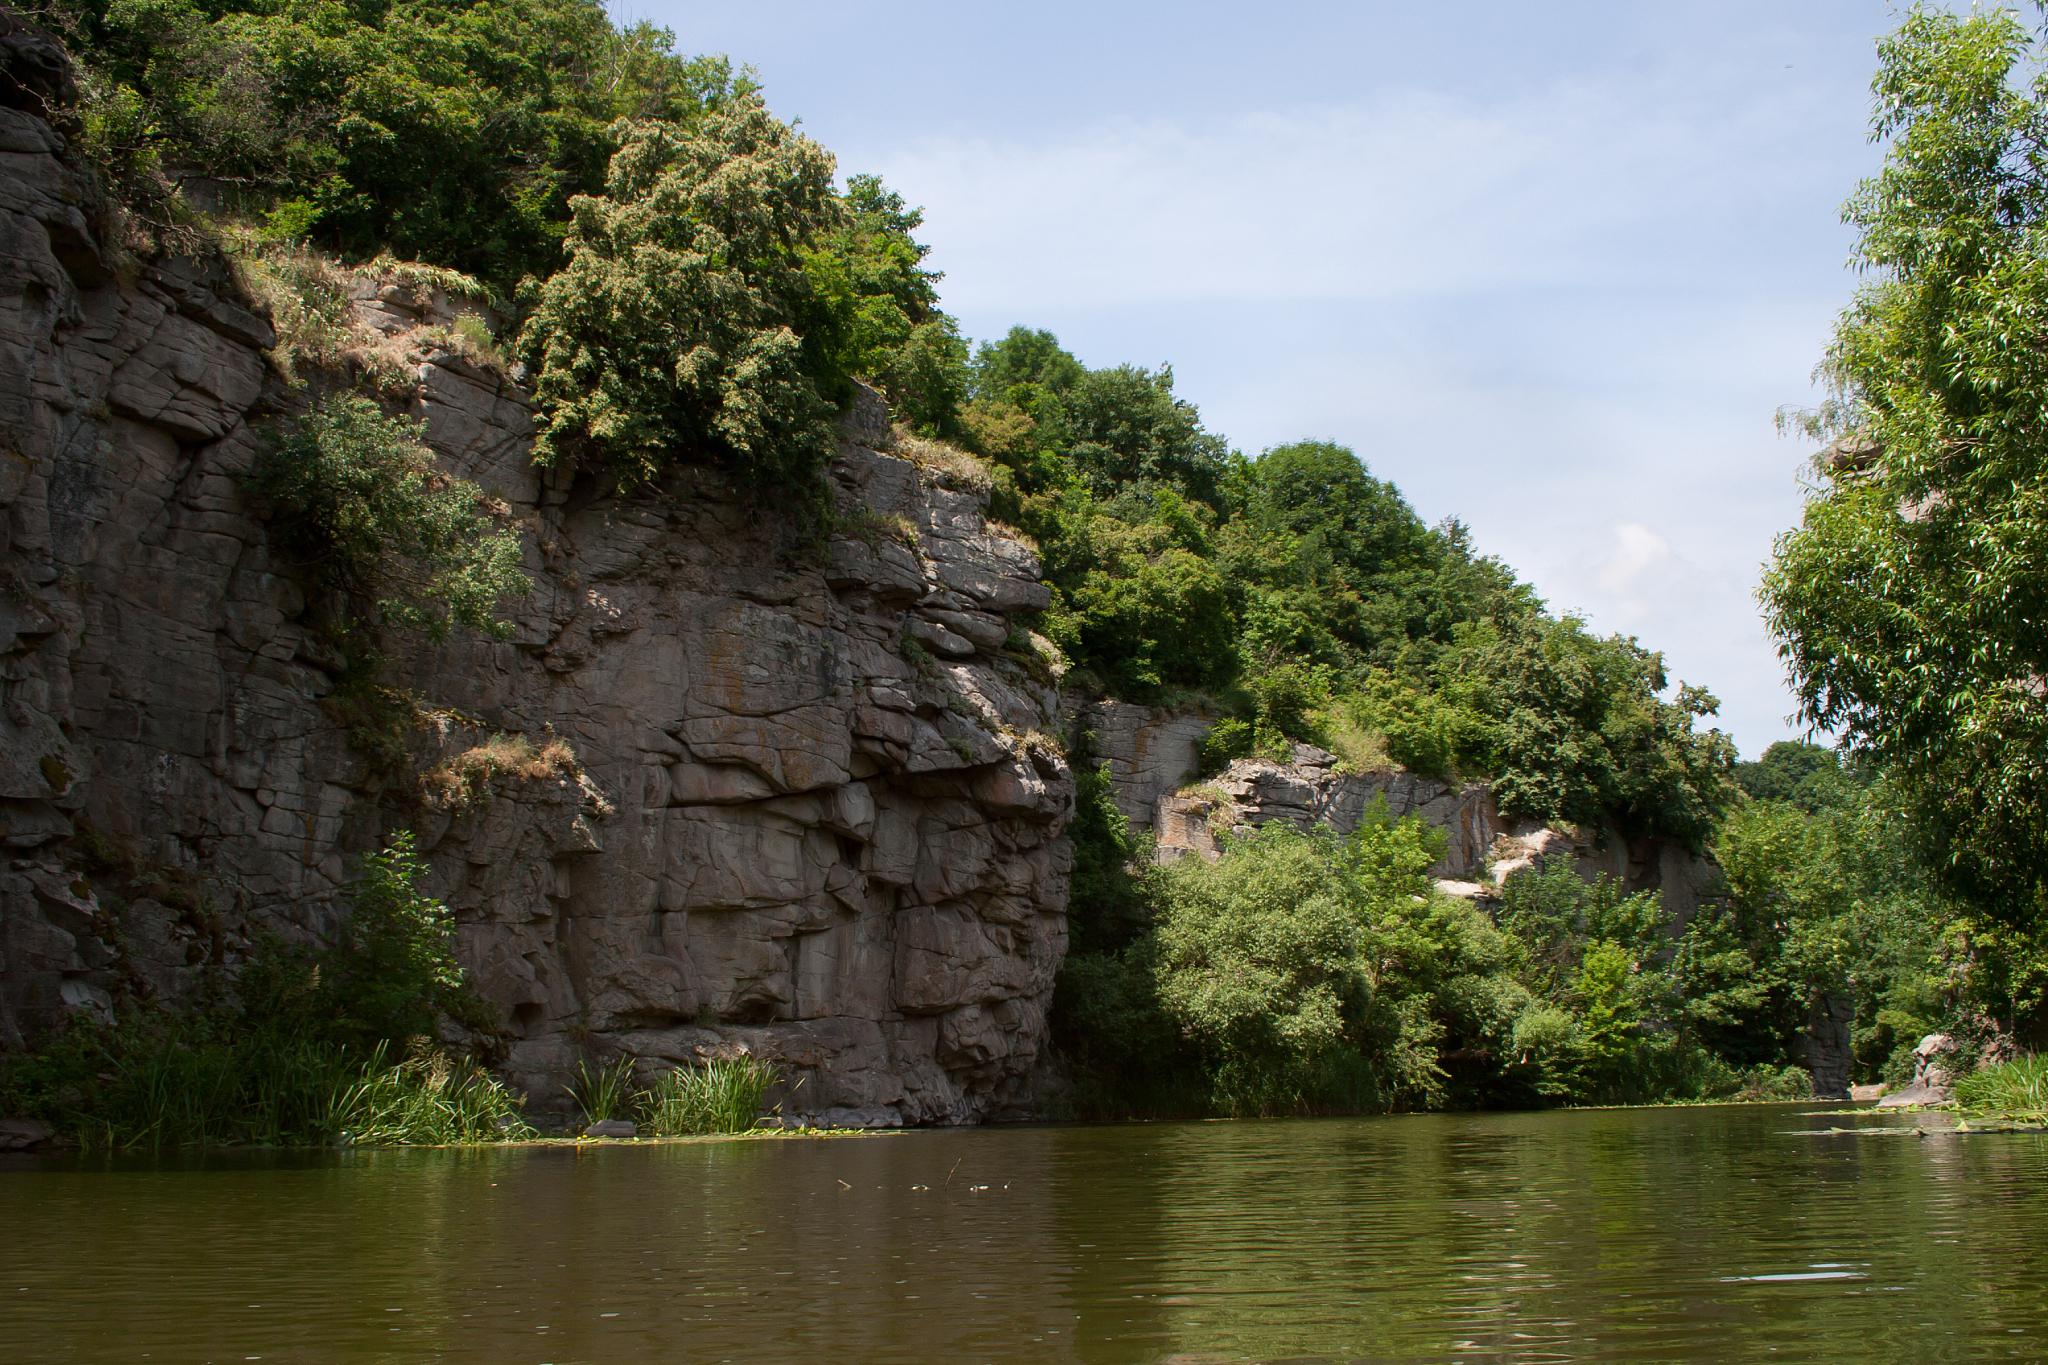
[
  {"xmin": 421, "ymin": 733, "xmax": 578, "ymax": 810},
  {"xmin": 227, "ymin": 237, "xmax": 501, "ymax": 389},
  {"xmin": 890, "ymin": 425, "xmax": 994, "ymax": 495},
  {"xmin": 1323, "ymin": 715, "xmax": 1399, "ymax": 776}
]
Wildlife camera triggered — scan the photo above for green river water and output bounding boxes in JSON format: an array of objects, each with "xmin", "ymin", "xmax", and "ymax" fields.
[{"xmin": 2, "ymin": 1103, "xmax": 2044, "ymax": 1362}]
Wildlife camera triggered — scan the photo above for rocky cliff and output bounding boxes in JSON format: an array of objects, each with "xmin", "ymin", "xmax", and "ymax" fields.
[{"xmin": 0, "ymin": 69, "xmax": 1073, "ymax": 1125}]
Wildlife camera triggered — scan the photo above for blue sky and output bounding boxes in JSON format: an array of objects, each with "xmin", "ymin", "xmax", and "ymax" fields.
[{"xmin": 616, "ymin": 1, "xmax": 1905, "ymax": 758}]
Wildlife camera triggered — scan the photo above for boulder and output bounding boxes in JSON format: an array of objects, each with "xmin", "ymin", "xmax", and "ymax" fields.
[
  {"xmin": 1877, "ymin": 1033, "xmax": 1956, "ymax": 1108},
  {"xmin": 0, "ymin": 1118, "xmax": 53, "ymax": 1151}
]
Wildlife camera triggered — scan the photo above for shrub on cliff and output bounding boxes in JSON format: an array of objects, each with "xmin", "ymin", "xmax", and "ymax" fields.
[
  {"xmin": 519, "ymin": 99, "xmax": 844, "ymax": 492},
  {"xmin": 251, "ymin": 393, "xmax": 528, "ymax": 642}
]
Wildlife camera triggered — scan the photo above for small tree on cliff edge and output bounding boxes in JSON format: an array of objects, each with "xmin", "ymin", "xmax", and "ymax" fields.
[
  {"xmin": 520, "ymin": 96, "xmax": 843, "ymax": 492},
  {"xmin": 1762, "ymin": 5, "xmax": 2048, "ymax": 1026}
]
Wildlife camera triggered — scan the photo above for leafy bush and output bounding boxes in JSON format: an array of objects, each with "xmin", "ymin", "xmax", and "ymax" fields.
[
  {"xmin": 252, "ymin": 394, "xmax": 529, "ymax": 642},
  {"xmin": 314, "ymin": 832, "xmax": 476, "ymax": 1048},
  {"xmin": 1151, "ymin": 824, "xmax": 1378, "ymax": 1114},
  {"xmin": 520, "ymin": 99, "xmax": 842, "ymax": 491},
  {"xmin": 636, "ymin": 1056, "xmax": 780, "ymax": 1135},
  {"xmin": 1140, "ymin": 815, "xmax": 1533, "ymax": 1115},
  {"xmin": 1, "ymin": 832, "xmax": 508, "ymax": 1148}
]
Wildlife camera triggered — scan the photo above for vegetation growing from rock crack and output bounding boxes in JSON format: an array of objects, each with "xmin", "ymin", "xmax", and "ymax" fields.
[{"xmin": 0, "ymin": 835, "xmax": 527, "ymax": 1148}]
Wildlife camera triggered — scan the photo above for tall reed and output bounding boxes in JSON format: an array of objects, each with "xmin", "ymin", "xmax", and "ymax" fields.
[
  {"xmin": 1955, "ymin": 1054, "xmax": 2048, "ymax": 1123},
  {"xmin": 636, "ymin": 1056, "xmax": 780, "ymax": 1136},
  {"xmin": 331, "ymin": 1041, "xmax": 533, "ymax": 1145},
  {"xmin": 567, "ymin": 1055, "xmax": 638, "ymax": 1125}
]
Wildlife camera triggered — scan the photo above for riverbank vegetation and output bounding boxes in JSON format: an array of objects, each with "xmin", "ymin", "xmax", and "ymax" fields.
[
  {"xmin": 2, "ymin": 1, "xmax": 2038, "ymax": 1132},
  {"xmin": 565, "ymin": 1052, "xmax": 783, "ymax": 1136},
  {"xmin": 0, "ymin": 835, "xmax": 520, "ymax": 1148},
  {"xmin": 1053, "ymin": 758, "xmax": 1951, "ymax": 1118},
  {"xmin": 0, "ymin": 832, "xmax": 782, "ymax": 1148},
  {"xmin": 1955, "ymin": 1055, "xmax": 2048, "ymax": 1126}
]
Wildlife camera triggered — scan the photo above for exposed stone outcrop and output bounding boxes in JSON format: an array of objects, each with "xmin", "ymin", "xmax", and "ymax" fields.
[
  {"xmin": 0, "ymin": 81, "xmax": 1072, "ymax": 1126},
  {"xmin": 1150, "ymin": 742, "xmax": 1720, "ymax": 916},
  {"xmin": 1156, "ymin": 743, "xmax": 1500, "ymax": 879},
  {"xmin": 1876, "ymin": 1033, "xmax": 1956, "ymax": 1108},
  {"xmin": 1804, "ymin": 994, "xmax": 1856, "ymax": 1101},
  {"xmin": 1068, "ymin": 698, "xmax": 1214, "ymax": 835}
]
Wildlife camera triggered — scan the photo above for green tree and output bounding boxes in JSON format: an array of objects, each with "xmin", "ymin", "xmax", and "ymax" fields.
[
  {"xmin": 39, "ymin": 0, "xmax": 740, "ymax": 286},
  {"xmin": 1734, "ymin": 740, "xmax": 1857, "ymax": 813},
  {"xmin": 1761, "ymin": 6, "xmax": 2048, "ymax": 1026},
  {"xmin": 316, "ymin": 832, "xmax": 475, "ymax": 1047},
  {"xmin": 252, "ymin": 394, "xmax": 528, "ymax": 641},
  {"xmin": 802, "ymin": 174, "xmax": 969, "ymax": 435},
  {"xmin": 519, "ymin": 97, "xmax": 842, "ymax": 490},
  {"xmin": 1149, "ymin": 823, "xmax": 1377, "ymax": 1114}
]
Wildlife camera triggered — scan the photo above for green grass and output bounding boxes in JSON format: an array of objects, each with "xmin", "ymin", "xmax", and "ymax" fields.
[
  {"xmin": 3, "ymin": 1025, "xmax": 539, "ymax": 1150},
  {"xmin": 331, "ymin": 1042, "xmax": 534, "ymax": 1146},
  {"xmin": 1954, "ymin": 1054, "xmax": 2048, "ymax": 1124},
  {"xmin": 4, "ymin": 1024, "xmax": 362, "ymax": 1152},
  {"xmin": 636, "ymin": 1056, "xmax": 781, "ymax": 1136},
  {"xmin": 566, "ymin": 1055, "xmax": 638, "ymax": 1125}
]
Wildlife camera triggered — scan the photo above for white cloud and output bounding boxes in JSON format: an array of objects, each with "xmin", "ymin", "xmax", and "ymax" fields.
[
  {"xmin": 1595, "ymin": 523, "xmax": 1676, "ymax": 611},
  {"xmin": 874, "ymin": 67, "xmax": 1827, "ymax": 317}
]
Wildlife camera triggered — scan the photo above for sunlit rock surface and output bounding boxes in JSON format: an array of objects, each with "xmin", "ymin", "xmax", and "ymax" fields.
[{"xmin": 0, "ymin": 81, "xmax": 1072, "ymax": 1124}]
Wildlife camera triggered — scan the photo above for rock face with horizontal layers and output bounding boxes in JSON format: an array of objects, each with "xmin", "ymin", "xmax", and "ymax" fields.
[{"xmin": 0, "ymin": 71, "xmax": 1072, "ymax": 1126}]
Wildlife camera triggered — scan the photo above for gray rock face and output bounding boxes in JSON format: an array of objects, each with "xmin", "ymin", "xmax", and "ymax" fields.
[
  {"xmin": 1156, "ymin": 744, "xmax": 1502, "ymax": 879},
  {"xmin": 1805, "ymin": 993, "xmax": 1856, "ymax": 1100},
  {"xmin": 0, "ymin": 1117, "xmax": 53, "ymax": 1151},
  {"xmin": 1069, "ymin": 698, "xmax": 1214, "ymax": 834},
  {"xmin": 0, "ymin": 92, "xmax": 1072, "ymax": 1125},
  {"xmin": 1152, "ymin": 743, "xmax": 1719, "ymax": 914}
]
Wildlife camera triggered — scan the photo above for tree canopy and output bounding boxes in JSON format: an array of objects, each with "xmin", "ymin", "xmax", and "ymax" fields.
[
  {"xmin": 1762, "ymin": 5, "xmax": 2048, "ymax": 943},
  {"xmin": 36, "ymin": 0, "xmax": 741, "ymax": 287},
  {"xmin": 519, "ymin": 99, "xmax": 842, "ymax": 489}
]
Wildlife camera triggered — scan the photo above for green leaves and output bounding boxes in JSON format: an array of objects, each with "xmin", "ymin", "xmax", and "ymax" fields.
[
  {"xmin": 520, "ymin": 100, "xmax": 841, "ymax": 491},
  {"xmin": 49, "ymin": 0, "xmax": 743, "ymax": 286},
  {"xmin": 1765, "ymin": 5, "xmax": 2048, "ymax": 942},
  {"xmin": 252, "ymin": 394, "xmax": 529, "ymax": 641}
]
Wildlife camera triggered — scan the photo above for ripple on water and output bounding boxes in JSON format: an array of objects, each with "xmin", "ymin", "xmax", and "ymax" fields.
[{"xmin": 2, "ymin": 1106, "xmax": 2046, "ymax": 1361}]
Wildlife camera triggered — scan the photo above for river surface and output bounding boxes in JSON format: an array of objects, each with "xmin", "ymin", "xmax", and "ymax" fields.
[{"xmin": 2, "ymin": 1104, "xmax": 2045, "ymax": 1362}]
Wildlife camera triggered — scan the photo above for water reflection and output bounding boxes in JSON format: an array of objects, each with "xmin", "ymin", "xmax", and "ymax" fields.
[{"xmin": 1, "ymin": 1106, "xmax": 2043, "ymax": 1362}]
